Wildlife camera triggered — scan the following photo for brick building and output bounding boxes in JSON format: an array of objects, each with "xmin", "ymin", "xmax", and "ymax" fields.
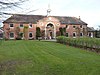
[{"xmin": 3, "ymin": 14, "xmax": 88, "ymax": 40}]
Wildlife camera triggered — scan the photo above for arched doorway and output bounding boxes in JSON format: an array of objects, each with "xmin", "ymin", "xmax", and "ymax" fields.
[{"xmin": 45, "ymin": 23, "xmax": 55, "ymax": 39}]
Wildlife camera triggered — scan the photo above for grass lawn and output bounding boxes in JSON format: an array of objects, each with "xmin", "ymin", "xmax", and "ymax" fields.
[{"xmin": 0, "ymin": 40, "xmax": 100, "ymax": 75}]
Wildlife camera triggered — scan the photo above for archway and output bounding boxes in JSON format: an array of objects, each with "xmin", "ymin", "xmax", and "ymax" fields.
[{"xmin": 45, "ymin": 23, "xmax": 55, "ymax": 39}]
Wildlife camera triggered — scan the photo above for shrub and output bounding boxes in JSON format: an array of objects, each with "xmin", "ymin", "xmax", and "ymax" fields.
[{"xmin": 57, "ymin": 36, "xmax": 100, "ymax": 52}]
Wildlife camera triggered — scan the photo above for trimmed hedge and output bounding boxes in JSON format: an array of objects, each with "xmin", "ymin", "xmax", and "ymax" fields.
[{"xmin": 57, "ymin": 36, "xmax": 100, "ymax": 52}]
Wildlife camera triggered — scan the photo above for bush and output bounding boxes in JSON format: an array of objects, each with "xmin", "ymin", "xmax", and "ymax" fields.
[{"xmin": 57, "ymin": 36, "xmax": 100, "ymax": 52}]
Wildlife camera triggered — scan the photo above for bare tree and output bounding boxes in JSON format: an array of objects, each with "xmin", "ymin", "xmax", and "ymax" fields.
[
  {"xmin": 0, "ymin": 0, "xmax": 28, "ymax": 15},
  {"xmin": 0, "ymin": 0, "xmax": 28, "ymax": 10}
]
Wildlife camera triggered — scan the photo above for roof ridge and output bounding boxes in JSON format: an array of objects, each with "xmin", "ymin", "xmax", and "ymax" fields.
[
  {"xmin": 53, "ymin": 15, "xmax": 75, "ymax": 18},
  {"xmin": 12, "ymin": 14, "xmax": 75, "ymax": 18},
  {"xmin": 12, "ymin": 14, "xmax": 46, "ymax": 16}
]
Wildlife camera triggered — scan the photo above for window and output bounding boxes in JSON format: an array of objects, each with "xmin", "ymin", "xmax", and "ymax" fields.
[
  {"xmin": 19, "ymin": 32, "xmax": 23, "ymax": 38},
  {"xmin": 0, "ymin": 33, "xmax": 3, "ymax": 38},
  {"xmin": 88, "ymin": 33, "xmax": 93, "ymax": 37},
  {"xmin": 73, "ymin": 32, "xmax": 76, "ymax": 37},
  {"xmin": 66, "ymin": 25, "xmax": 69, "ymax": 29},
  {"xmin": 9, "ymin": 24, "xmax": 13, "ymax": 27},
  {"xmin": 29, "ymin": 23, "xmax": 32, "ymax": 28},
  {"xmin": 29, "ymin": 32, "xmax": 33, "ymax": 38},
  {"xmin": 89, "ymin": 33, "xmax": 91, "ymax": 37},
  {"xmin": 80, "ymin": 25, "xmax": 82, "ymax": 28},
  {"xmin": 73, "ymin": 26, "xmax": 76, "ymax": 28},
  {"xmin": 20, "ymin": 24, "xmax": 23, "ymax": 28},
  {"xmin": 66, "ymin": 33, "xmax": 69, "ymax": 37},
  {"xmin": 80, "ymin": 33, "xmax": 83, "ymax": 37},
  {"xmin": 10, "ymin": 32, "xmax": 14, "ymax": 38}
]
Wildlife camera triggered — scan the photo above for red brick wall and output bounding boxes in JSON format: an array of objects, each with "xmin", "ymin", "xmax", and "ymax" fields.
[
  {"xmin": 3, "ymin": 23, "xmax": 36, "ymax": 39},
  {"xmin": 3, "ymin": 16, "xmax": 87, "ymax": 39}
]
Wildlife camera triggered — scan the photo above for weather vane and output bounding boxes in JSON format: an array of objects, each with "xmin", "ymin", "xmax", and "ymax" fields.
[{"xmin": 47, "ymin": 4, "xmax": 51, "ymax": 16}]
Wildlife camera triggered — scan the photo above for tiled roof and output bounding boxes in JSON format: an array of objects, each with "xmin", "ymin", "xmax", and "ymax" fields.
[
  {"xmin": 87, "ymin": 27, "xmax": 95, "ymax": 31},
  {"xmin": 3, "ymin": 14, "xmax": 87, "ymax": 25},
  {"xmin": 54, "ymin": 16, "xmax": 87, "ymax": 25},
  {"xmin": 3, "ymin": 14, "xmax": 45, "ymax": 24}
]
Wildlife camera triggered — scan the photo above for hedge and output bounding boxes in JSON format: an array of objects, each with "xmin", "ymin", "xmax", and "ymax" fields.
[{"xmin": 57, "ymin": 36, "xmax": 100, "ymax": 52}]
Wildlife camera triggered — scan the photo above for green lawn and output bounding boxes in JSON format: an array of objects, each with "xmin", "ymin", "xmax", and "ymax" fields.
[{"xmin": 0, "ymin": 40, "xmax": 100, "ymax": 75}]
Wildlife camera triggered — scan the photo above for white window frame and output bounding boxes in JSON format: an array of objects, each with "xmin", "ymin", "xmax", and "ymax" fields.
[
  {"xmin": 66, "ymin": 33, "xmax": 69, "ymax": 37},
  {"xmin": 73, "ymin": 25, "xmax": 76, "ymax": 29},
  {"xmin": 73, "ymin": 32, "xmax": 76, "ymax": 38},
  {"xmin": 19, "ymin": 32, "xmax": 24, "ymax": 39},
  {"xmin": 9, "ymin": 24, "xmax": 14, "ymax": 28},
  {"xmin": 19, "ymin": 24, "xmax": 24, "ymax": 28},
  {"xmin": 80, "ymin": 32, "xmax": 83, "ymax": 37},
  {"xmin": 0, "ymin": 33, "xmax": 3, "ymax": 39},
  {"xmin": 80, "ymin": 25, "xmax": 83, "ymax": 29},
  {"xmin": 29, "ymin": 32, "xmax": 33, "ymax": 39},
  {"xmin": 9, "ymin": 32, "xmax": 14, "ymax": 39},
  {"xmin": 88, "ymin": 32, "xmax": 93, "ymax": 38}
]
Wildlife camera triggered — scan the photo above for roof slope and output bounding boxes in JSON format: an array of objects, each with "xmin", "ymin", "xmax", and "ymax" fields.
[
  {"xmin": 3, "ymin": 14, "xmax": 87, "ymax": 25},
  {"xmin": 87, "ymin": 27, "xmax": 95, "ymax": 31},
  {"xmin": 3, "ymin": 14, "xmax": 45, "ymax": 24},
  {"xmin": 54, "ymin": 16, "xmax": 87, "ymax": 25}
]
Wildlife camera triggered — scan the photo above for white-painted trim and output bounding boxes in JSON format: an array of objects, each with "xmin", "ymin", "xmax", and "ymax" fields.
[
  {"xmin": 45, "ymin": 22, "xmax": 56, "ymax": 39},
  {"xmin": 66, "ymin": 25, "xmax": 69, "ymax": 29},
  {"xmin": 19, "ymin": 24, "xmax": 24, "ymax": 28},
  {"xmin": 73, "ymin": 32, "xmax": 76, "ymax": 38},
  {"xmin": 66, "ymin": 32, "xmax": 69, "ymax": 37},
  {"xmin": 9, "ymin": 32, "xmax": 14, "ymax": 39},
  {"xmin": 28, "ymin": 32, "xmax": 33, "ymax": 39},
  {"xmin": 9, "ymin": 23, "xmax": 14, "ymax": 28},
  {"xmin": 80, "ymin": 32, "xmax": 83, "ymax": 37}
]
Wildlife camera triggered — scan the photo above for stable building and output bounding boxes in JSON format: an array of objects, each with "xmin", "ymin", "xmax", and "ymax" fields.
[{"xmin": 3, "ymin": 14, "xmax": 88, "ymax": 40}]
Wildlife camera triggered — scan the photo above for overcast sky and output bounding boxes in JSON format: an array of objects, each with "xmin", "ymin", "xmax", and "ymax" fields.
[{"xmin": 1, "ymin": 0, "xmax": 100, "ymax": 29}]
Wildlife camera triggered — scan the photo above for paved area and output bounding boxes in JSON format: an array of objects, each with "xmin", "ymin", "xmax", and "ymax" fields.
[{"xmin": 40, "ymin": 39, "xmax": 57, "ymax": 42}]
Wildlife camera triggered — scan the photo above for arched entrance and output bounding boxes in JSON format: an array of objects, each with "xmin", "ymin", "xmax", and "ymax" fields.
[{"xmin": 45, "ymin": 23, "xmax": 56, "ymax": 39}]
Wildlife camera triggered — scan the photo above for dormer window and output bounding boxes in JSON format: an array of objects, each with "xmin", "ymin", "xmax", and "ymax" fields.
[{"xmin": 9, "ymin": 24, "xmax": 13, "ymax": 27}]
